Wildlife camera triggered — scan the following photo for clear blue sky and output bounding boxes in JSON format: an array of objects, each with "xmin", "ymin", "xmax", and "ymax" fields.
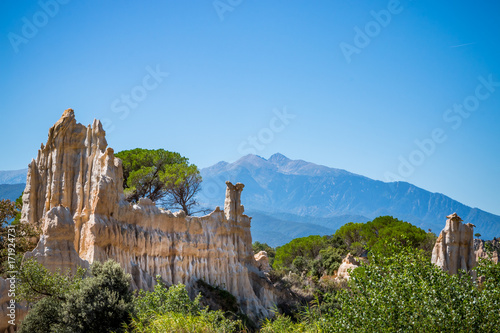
[{"xmin": 1, "ymin": 1, "xmax": 499, "ymax": 215}]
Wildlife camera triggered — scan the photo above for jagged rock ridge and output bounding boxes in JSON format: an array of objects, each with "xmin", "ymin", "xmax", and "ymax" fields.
[{"xmin": 6, "ymin": 110, "xmax": 276, "ymax": 329}]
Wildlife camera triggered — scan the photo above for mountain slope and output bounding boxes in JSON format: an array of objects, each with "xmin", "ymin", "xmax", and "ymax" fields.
[
  {"xmin": 199, "ymin": 153, "xmax": 500, "ymax": 244},
  {"xmin": 248, "ymin": 211, "xmax": 335, "ymax": 247},
  {"xmin": 0, "ymin": 184, "xmax": 25, "ymax": 201},
  {"xmin": 0, "ymin": 169, "xmax": 28, "ymax": 184}
]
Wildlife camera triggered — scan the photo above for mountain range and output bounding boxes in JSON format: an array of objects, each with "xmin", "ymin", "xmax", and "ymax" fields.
[
  {"xmin": 198, "ymin": 153, "xmax": 500, "ymax": 246},
  {"xmin": 0, "ymin": 183, "xmax": 25, "ymax": 201},
  {"xmin": 0, "ymin": 169, "xmax": 28, "ymax": 184},
  {"xmin": 1, "ymin": 155, "xmax": 498, "ymax": 247}
]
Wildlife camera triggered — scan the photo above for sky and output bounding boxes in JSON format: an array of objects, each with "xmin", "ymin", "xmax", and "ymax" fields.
[{"xmin": 1, "ymin": 0, "xmax": 499, "ymax": 215}]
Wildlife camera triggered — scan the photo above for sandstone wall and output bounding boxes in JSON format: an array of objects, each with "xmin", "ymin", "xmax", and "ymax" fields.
[
  {"xmin": 431, "ymin": 213, "xmax": 476, "ymax": 274},
  {"xmin": 335, "ymin": 253, "xmax": 359, "ymax": 280},
  {"xmin": 2, "ymin": 110, "xmax": 276, "ymax": 331}
]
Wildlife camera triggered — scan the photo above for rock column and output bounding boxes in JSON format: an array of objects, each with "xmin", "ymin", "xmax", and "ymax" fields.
[{"xmin": 431, "ymin": 213, "xmax": 476, "ymax": 274}]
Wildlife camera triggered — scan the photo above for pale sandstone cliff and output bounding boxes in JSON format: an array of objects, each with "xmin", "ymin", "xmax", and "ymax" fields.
[
  {"xmin": 2, "ymin": 109, "xmax": 276, "ymax": 331},
  {"xmin": 254, "ymin": 251, "xmax": 271, "ymax": 273},
  {"xmin": 431, "ymin": 213, "xmax": 476, "ymax": 274},
  {"xmin": 335, "ymin": 253, "xmax": 359, "ymax": 280}
]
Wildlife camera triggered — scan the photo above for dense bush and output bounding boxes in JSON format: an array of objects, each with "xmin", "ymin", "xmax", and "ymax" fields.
[
  {"xmin": 262, "ymin": 246, "xmax": 500, "ymax": 332},
  {"xmin": 272, "ymin": 216, "xmax": 435, "ymax": 282},
  {"xmin": 253, "ymin": 241, "xmax": 276, "ymax": 266},
  {"xmin": 127, "ymin": 278, "xmax": 242, "ymax": 333},
  {"xmin": 334, "ymin": 215, "xmax": 435, "ymax": 257},
  {"xmin": 273, "ymin": 234, "xmax": 346, "ymax": 277},
  {"xmin": 18, "ymin": 259, "xmax": 133, "ymax": 333},
  {"xmin": 17, "ymin": 259, "xmax": 244, "ymax": 332}
]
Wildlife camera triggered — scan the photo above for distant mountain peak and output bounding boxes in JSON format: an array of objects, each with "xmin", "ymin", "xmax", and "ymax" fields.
[
  {"xmin": 199, "ymin": 154, "xmax": 500, "ymax": 241},
  {"xmin": 268, "ymin": 153, "xmax": 291, "ymax": 165},
  {"xmin": 236, "ymin": 154, "xmax": 267, "ymax": 165},
  {"xmin": 0, "ymin": 169, "xmax": 28, "ymax": 185},
  {"xmin": 212, "ymin": 161, "xmax": 229, "ymax": 168}
]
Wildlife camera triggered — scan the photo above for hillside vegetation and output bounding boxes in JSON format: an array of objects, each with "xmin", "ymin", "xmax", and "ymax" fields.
[
  {"xmin": 12, "ymin": 215, "xmax": 500, "ymax": 332},
  {"xmin": 0, "ymin": 184, "xmax": 25, "ymax": 201}
]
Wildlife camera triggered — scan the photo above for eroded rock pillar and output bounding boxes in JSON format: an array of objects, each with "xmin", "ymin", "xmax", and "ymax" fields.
[
  {"xmin": 224, "ymin": 181, "xmax": 245, "ymax": 222},
  {"xmin": 431, "ymin": 213, "xmax": 476, "ymax": 274}
]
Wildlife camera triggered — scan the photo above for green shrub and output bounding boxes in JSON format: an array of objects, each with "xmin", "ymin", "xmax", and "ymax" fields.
[
  {"xmin": 261, "ymin": 313, "xmax": 307, "ymax": 332},
  {"xmin": 317, "ymin": 246, "xmax": 343, "ymax": 276},
  {"xmin": 253, "ymin": 241, "xmax": 276, "ymax": 266},
  {"xmin": 17, "ymin": 296, "xmax": 63, "ymax": 333},
  {"xmin": 325, "ymin": 246, "xmax": 500, "ymax": 332},
  {"xmin": 59, "ymin": 260, "xmax": 133, "ymax": 332},
  {"xmin": 273, "ymin": 234, "xmax": 346, "ymax": 273},
  {"xmin": 133, "ymin": 279, "xmax": 201, "ymax": 325},
  {"xmin": 130, "ymin": 309, "xmax": 240, "ymax": 333},
  {"xmin": 128, "ymin": 278, "xmax": 243, "ymax": 333},
  {"xmin": 334, "ymin": 216, "xmax": 433, "ymax": 257},
  {"xmin": 18, "ymin": 259, "xmax": 133, "ymax": 333},
  {"xmin": 263, "ymin": 246, "xmax": 500, "ymax": 332}
]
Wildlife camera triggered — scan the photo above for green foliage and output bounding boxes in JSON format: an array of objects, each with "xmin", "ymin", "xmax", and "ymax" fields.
[
  {"xmin": 334, "ymin": 216, "xmax": 433, "ymax": 257},
  {"xmin": 195, "ymin": 279, "xmax": 239, "ymax": 314},
  {"xmin": 18, "ymin": 259, "xmax": 133, "ymax": 333},
  {"xmin": 273, "ymin": 234, "xmax": 347, "ymax": 279},
  {"xmin": 327, "ymin": 246, "xmax": 500, "ymax": 332},
  {"xmin": 476, "ymin": 257, "xmax": 500, "ymax": 290},
  {"xmin": 253, "ymin": 241, "xmax": 276, "ymax": 266},
  {"xmin": 115, "ymin": 148, "xmax": 202, "ymax": 215},
  {"xmin": 134, "ymin": 279, "xmax": 201, "ymax": 325},
  {"xmin": 263, "ymin": 247, "xmax": 500, "ymax": 332},
  {"xmin": 261, "ymin": 312, "xmax": 307, "ymax": 333},
  {"xmin": 128, "ymin": 279, "xmax": 242, "ymax": 333},
  {"xmin": 128, "ymin": 309, "xmax": 241, "ymax": 333},
  {"xmin": 317, "ymin": 246, "xmax": 343, "ymax": 276},
  {"xmin": 482, "ymin": 239, "xmax": 500, "ymax": 257},
  {"xmin": 0, "ymin": 198, "xmax": 18, "ymax": 223},
  {"xmin": 17, "ymin": 259, "xmax": 85, "ymax": 303},
  {"xmin": 0, "ymin": 194, "xmax": 41, "ymax": 276},
  {"xmin": 274, "ymin": 235, "xmax": 336, "ymax": 271},
  {"xmin": 18, "ymin": 296, "xmax": 63, "ymax": 333},
  {"xmin": 60, "ymin": 260, "xmax": 134, "ymax": 332}
]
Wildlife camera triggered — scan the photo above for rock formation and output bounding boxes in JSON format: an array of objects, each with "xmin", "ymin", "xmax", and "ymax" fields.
[
  {"xmin": 474, "ymin": 238, "xmax": 499, "ymax": 264},
  {"xmin": 431, "ymin": 213, "xmax": 476, "ymax": 274},
  {"xmin": 254, "ymin": 251, "xmax": 271, "ymax": 273},
  {"xmin": 1, "ymin": 109, "xmax": 277, "ymax": 331},
  {"xmin": 336, "ymin": 253, "xmax": 359, "ymax": 280}
]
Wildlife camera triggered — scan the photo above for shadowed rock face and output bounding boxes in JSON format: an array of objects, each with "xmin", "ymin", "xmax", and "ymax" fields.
[
  {"xmin": 431, "ymin": 213, "xmax": 476, "ymax": 275},
  {"xmin": 1, "ymin": 109, "xmax": 276, "ymax": 330}
]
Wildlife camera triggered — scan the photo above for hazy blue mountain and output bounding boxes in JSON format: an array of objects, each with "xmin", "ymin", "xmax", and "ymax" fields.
[
  {"xmin": 0, "ymin": 184, "xmax": 25, "ymax": 201},
  {"xmin": 199, "ymin": 153, "xmax": 500, "ymax": 245},
  {"xmin": 3, "ymin": 157, "xmax": 498, "ymax": 246},
  {"xmin": 248, "ymin": 211, "xmax": 335, "ymax": 247},
  {"xmin": 0, "ymin": 169, "xmax": 28, "ymax": 185}
]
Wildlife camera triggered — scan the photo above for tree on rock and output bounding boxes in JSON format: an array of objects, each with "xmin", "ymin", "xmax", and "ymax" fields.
[{"xmin": 115, "ymin": 148, "xmax": 203, "ymax": 215}]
